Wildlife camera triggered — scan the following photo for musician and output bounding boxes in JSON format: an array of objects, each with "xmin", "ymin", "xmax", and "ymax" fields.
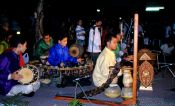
[
  {"xmin": 114, "ymin": 30, "xmax": 133, "ymax": 62},
  {"xmin": 93, "ymin": 32, "xmax": 122, "ymax": 87},
  {"xmin": 34, "ymin": 32, "xmax": 54, "ymax": 59},
  {"xmin": 48, "ymin": 33, "xmax": 82, "ymax": 67},
  {"xmin": 0, "ymin": 35, "xmax": 40, "ymax": 96},
  {"xmin": 114, "ymin": 31, "xmax": 124, "ymax": 59}
]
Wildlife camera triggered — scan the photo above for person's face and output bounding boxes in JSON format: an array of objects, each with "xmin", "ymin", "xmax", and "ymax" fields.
[
  {"xmin": 116, "ymin": 34, "xmax": 122, "ymax": 42},
  {"xmin": 120, "ymin": 32, "xmax": 124, "ymax": 39},
  {"xmin": 107, "ymin": 37, "xmax": 117, "ymax": 50},
  {"xmin": 2, "ymin": 22, "xmax": 9, "ymax": 31},
  {"xmin": 96, "ymin": 20, "xmax": 102, "ymax": 27},
  {"xmin": 78, "ymin": 20, "xmax": 83, "ymax": 26},
  {"xmin": 17, "ymin": 42, "xmax": 27, "ymax": 53},
  {"xmin": 58, "ymin": 37, "xmax": 68, "ymax": 47},
  {"xmin": 7, "ymin": 35, "xmax": 13, "ymax": 42},
  {"xmin": 43, "ymin": 35, "xmax": 51, "ymax": 43}
]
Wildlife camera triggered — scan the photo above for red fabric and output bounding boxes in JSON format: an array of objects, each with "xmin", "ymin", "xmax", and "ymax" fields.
[
  {"xmin": 4, "ymin": 48, "xmax": 13, "ymax": 53},
  {"xmin": 19, "ymin": 52, "xmax": 25, "ymax": 67},
  {"xmin": 5, "ymin": 48, "xmax": 25, "ymax": 67}
]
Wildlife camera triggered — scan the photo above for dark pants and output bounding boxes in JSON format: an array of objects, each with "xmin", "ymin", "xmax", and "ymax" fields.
[{"xmin": 90, "ymin": 52, "xmax": 100, "ymax": 67}]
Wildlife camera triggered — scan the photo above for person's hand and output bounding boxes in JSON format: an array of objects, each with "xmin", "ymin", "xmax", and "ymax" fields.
[
  {"xmin": 77, "ymin": 58, "xmax": 84, "ymax": 63},
  {"xmin": 124, "ymin": 55, "xmax": 133, "ymax": 61},
  {"xmin": 112, "ymin": 76, "xmax": 118, "ymax": 84},
  {"xmin": 60, "ymin": 62, "xmax": 64, "ymax": 67},
  {"xmin": 11, "ymin": 70, "xmax": 23, "ymax": 81},
  {"xmin": 99, "ymin": 45, "xmax": 101, "ymax": 50}
]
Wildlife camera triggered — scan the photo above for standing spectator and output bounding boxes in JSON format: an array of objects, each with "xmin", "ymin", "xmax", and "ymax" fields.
[
  {"xmin": 164, "ymin": 20, "xmax": 171, "ymax": 39},
  {"xmin": 171, "ymin": 20, "xmax": 175, "ymax": 38},
  {"xmin": 87, "ymin": 18, "xmax": 102, "ymax": 65},
  {"xmin": 75, "ymin": 19, "xmax": 86, "ymax": 47}
]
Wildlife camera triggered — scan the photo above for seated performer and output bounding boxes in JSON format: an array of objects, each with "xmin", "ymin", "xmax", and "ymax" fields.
[
  {"xmin": 34, "ymin": 32, "xmax": 54, "ymax": 59},
  {"xmin": 0, "ymin": 35, "xmax": 40, "ymax": 97},
  {"xmin": 93, "ymin": 32, "xmax": 122, "ymax": 87},
  {"xmin": 48, "ymin": 33, "xmax": 82, "ymax": 67},
  {"xmin": 114, "ymin": 32, "xmax": 123, "ymax": 59},
  {"xmin": 114, "ymin": 31, "xmax": 133, "ymax": 62}
]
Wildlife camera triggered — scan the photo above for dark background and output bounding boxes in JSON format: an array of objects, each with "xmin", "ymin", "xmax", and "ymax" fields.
[{"xmin": 0, "ymin": 0, "xmax": 174, "ymax": 43}]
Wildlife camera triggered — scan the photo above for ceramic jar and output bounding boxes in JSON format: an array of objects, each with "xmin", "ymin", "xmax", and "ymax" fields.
[{"xmin": 122, "ymin": 66, "xmax": 133, "ymax": 87}]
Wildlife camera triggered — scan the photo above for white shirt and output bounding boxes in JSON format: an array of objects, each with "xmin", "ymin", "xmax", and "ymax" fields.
[
  {"xmin": 93, "ymin": 47, "xmax": 116, "ymax": 87},
  {"xmin": 87, "ymin": 26, "xmax": 102, "ymax": 53},
  {"xmin": 75, "ymin": 25, "xmax": 85, "ymax": 40}
]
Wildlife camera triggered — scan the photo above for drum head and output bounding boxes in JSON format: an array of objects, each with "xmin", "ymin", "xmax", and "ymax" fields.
[
  {"xmin": 19, "ymin": 65, "xmax": 39, "ymax": 85},
  {"xmin": 69, "ymin": 44, "xmax": 84, "ymax": 58},
  {"xmin": 19, "ymin": 68, "xmax": 34, "ymax": 84}
]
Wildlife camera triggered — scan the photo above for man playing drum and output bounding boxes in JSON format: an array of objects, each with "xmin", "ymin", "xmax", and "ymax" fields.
[{"xmin": 0, "ymin": 35, "xmax": 40, "ymax": 97}]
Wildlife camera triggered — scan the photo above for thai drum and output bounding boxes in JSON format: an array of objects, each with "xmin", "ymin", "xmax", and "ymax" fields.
[
  {"xmin": 69, "ymin": 44, "xmax": 84, "ymax": 58},
  {"xmin": 18, "ymin": 64, "xmax": 39, "ymax": 85}
]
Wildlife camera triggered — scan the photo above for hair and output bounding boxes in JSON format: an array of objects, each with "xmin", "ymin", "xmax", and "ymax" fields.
[
  {"xmin": 77, "ymin": 19, "xmax": 83, "ymax": 23},
  {"xmin": 56, "ymin": 32, "xmax": 68, "ymax": 41},
  {"xmin": 94, "ymin": 16, "xmax": 102, "ymax": 22},
  {"xmin": 42, "ymin": 31, "xmax": 50, "ymax": 37},
  {"xmin": 9, "ymin": 35, "xmax": 27, "ymax": 48},
  {"xmin": 105, "ymin": 32, "xmax": 117, "ymax": 46},
  {"xmin": 0, "ymin": 29, "xmax": 14, "ymax": 41}
]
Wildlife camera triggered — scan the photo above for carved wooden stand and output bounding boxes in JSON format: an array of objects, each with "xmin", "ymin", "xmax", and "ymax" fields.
[{"xmin": 138, "ymin": 49, "xmax": 156, "ymax": 90}]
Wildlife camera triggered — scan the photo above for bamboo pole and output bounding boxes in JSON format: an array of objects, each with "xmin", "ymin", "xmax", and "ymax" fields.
[{"xmin": 133, "ymin": 13, "xmax": 139, "ymax": 104}]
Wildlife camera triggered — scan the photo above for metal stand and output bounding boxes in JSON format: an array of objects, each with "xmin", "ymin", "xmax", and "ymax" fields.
[
  {"xmin": 152, "ymin": 50, "xmax": 175, "ymax": 78},
  {"xmin": 160, "ymin": 52, "xmax": 175, "ymax": 78},
  {"xmin": 73, "ymin": 78, "xmax": 92, "ymax": 104},
  {"xmin": 161, "ymin": 64, "xmax": 175, "ymax": 78}
]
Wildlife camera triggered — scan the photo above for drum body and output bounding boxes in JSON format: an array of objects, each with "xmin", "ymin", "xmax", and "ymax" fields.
[
  {"xmin": 69, "ymin": 44, "xmax": 84, "ymax": 58},
  {"xmin": 18, "ymin": 64, "xmax": 39, "ymax": 85}
]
